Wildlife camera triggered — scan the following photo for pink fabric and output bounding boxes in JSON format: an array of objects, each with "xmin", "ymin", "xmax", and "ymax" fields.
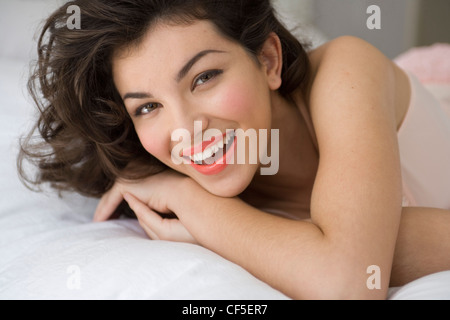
[
  {"xmin": 395, "ymin": 43, "xmax": 450, "ymax": 85},
  {"xmin": 397, "ymin": 71, "xmax": 450, "ymax": 209},
  {"xmin": 394, "ymin": 43, "xmax": 450, "ymax": 209}
]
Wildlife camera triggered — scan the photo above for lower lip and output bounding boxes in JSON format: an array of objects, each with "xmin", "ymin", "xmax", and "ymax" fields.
[{"xmin": 189, "ymin": 136, "xmax": 237, "ymax": 176}]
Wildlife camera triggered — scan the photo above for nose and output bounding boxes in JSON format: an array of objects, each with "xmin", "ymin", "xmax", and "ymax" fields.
[
  {"xmin": 168, "ymin": 101, "xmax": 210, "ymax": 148},
  {"xmin": 171, "ymin": 110, "xmax": 209, "ymax": 137}
]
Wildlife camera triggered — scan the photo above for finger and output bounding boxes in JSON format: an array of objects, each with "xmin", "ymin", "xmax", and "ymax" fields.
[
  {"xmin": 123, "ymin": 193, "xmax": 164, "ymax": 235},
  {"xmin": 124, "ymin": 193, "xmax": 197, "ymax": 244},
  {"xmin": 93, "ymin": 186, "xmax": 124, "ymax": 222},
  {"xmin": 138, "ymin": 218, "xmax": 160, "ymax": 241}
]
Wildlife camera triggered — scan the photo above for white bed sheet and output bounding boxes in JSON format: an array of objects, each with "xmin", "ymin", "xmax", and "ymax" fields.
[{"xmin": 1, "ymin": 1, "xmax": 450, "ymax": 301}]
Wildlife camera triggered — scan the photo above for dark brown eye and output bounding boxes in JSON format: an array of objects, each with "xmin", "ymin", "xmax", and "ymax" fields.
[
  {"xmin": 135, "ymin": 103, "xmax": 161, "ymax": 116},
  {"xmin": 193, "ymin": 70, "xmax": 223, "ymax": 89},
  {"xmin": 198, "ymin": 73, "xmax": 214, "ymax": 83}
]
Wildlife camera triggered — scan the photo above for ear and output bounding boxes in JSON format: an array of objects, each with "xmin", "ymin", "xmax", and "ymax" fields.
[{"xmin": 258, "ymin": 32, "xmax": 283, "ymax": 91}]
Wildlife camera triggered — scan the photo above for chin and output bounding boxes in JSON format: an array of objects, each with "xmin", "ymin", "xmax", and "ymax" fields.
[
  {"xmin": 199, "ymin": 165, "xmax": 258, "ymax": 198},
  {"xmin": 208, "ymin": 184, "xmax": 244, "ymax": 198},
  {"xmin": 207, "ymin": 185, "xmax": 245, "ymax": 198}
]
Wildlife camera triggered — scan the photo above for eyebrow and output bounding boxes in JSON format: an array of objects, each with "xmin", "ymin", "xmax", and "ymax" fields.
[
  {"xmin": 176, "ymin": 49, "xmax": 226, "ymax": 82},
  {"xmin": 122, "ymin": 49, "xmax": 226, "ymax": 101},
  {"xmin": 123, "ymin": 92, "xmax": 153, "ymax": 101}
]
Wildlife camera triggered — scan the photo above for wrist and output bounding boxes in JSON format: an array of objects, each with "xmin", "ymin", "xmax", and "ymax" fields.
[{"xmin": 170, "ymin": 176, "xmax": 204, "ymax": 214}]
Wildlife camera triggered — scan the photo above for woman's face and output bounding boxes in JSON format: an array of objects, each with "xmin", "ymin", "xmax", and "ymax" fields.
[{"xmin": 112, "ymin": 20, "xmax": 280, "ymax": 197}]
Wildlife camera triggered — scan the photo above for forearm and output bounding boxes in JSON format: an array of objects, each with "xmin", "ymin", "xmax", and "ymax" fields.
[
  {"xmin": 178, "ymin": 196, "xmax": 324, "ymax": 299},
  {"xmin": 173, "ymin": 180, "xmax": 388, "ymax": 300}
]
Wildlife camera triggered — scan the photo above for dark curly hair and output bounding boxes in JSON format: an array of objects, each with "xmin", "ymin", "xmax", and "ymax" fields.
[{"xmin": 18, "ymin": 0, "xmax": 311, "ymax": 198}]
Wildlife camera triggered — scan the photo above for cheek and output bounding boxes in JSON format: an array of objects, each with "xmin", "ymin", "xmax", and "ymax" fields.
[
  {"xmin": 135, "ymin": 126, "xmax": 168, "ymax": 159},
  {"xmin": 213, "ymin": 81, "xmax": 270, "ymax": 128},
  {"xmin": 214, "ymin": 83, "xmax": 259, "ymax": 120}
]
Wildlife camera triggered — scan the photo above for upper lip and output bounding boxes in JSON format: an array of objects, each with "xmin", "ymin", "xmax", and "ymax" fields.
[{"xmin": 182, "ymin": 132, "xmax": 227, "ymax": 157}]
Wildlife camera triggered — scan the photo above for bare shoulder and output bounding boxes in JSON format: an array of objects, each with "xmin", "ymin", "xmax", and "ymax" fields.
[
  {"xmin": 306, "ymin": 35, "xmax": 410, "ymax": 130},
  {"xmin": 308, "ymin": 36, "xmax": 391, "ymax": 77}
]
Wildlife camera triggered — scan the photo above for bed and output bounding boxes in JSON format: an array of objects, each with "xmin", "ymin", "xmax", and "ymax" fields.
[{"xmin": 1, "ymin": 0, "xmax": 450, "ymax": 300}]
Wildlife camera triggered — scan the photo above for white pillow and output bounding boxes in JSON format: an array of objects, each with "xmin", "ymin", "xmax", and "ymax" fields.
[{"xmin": 389, "ymin": 271, "xmax": 450, "ymax": 300}]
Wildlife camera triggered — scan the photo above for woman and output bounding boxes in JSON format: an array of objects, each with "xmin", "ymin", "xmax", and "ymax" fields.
[{"xmin": 19, "ymin": 0, "xmax": 450, "ymax": 299}]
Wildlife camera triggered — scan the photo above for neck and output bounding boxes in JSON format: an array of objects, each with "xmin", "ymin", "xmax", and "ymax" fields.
[{"xmin": 241, "ymin": 89, "xmax": 319, "ymax": 210}]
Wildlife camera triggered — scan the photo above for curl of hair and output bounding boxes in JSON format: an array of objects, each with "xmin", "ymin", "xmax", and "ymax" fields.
[{"xmin": 18, "ymin": 0, "xmax": 311, "ymax": 198}]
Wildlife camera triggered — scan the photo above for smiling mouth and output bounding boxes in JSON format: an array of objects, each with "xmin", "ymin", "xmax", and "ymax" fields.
[{"xmin": 183, "ymin": 131, "xmax": 236, "ymax": 165}]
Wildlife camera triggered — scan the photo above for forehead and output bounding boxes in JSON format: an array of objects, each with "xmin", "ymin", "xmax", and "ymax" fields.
[
  {"xmin": 112, "ymin": 21, "xmax": 247, "ymax": 94},
  {"xmin": 111, "ymin": 20, "xmax": 241, "ymax": 93},
  {"xmin": 113, "ymin": 20, "xmax": 234, "ymax": 67}
]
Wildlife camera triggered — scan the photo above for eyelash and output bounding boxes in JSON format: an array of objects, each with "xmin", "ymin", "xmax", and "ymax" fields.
[
  {"xmin": 134, "ymin": 69, "xmax": 223, "ymax": 117},
  {"xmin": 134, "ymin": 102, "xmax": 161, "ymax": 117},
  {"xmin": 192, "ymin": 69, "xmax": 223, "ymax": 90}
]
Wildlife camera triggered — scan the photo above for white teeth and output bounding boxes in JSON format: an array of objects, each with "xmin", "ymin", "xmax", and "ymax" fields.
[
  {"xmin": 189, "ymin": 131, "xmax": 235, "ymax": 163},
  {"xmin": 225, "ymin": 131, "xmax": 234, "ymax": 145}
]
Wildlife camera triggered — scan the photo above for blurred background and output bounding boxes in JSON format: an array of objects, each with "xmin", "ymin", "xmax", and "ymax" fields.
[
  {"xmin": 274, "ymin": 0, "xmax": 450, "ymax": 59},
  {"xmin": 0, "ymin": 0, "xmax": 449, "ymax": 62}
]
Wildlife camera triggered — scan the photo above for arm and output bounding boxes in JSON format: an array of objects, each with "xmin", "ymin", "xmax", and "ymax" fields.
[
  {"xmin": 122, "ymin": 182, "xmax": 450, "ymax": 297},
  {"xmin": 301, "ymin": 36, "xmax": 403, "ymax": 298}
]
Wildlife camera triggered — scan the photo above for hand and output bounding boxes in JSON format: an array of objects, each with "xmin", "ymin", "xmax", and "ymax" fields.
[
  {"xmin": 93, "ymin": 169, "xmax": 197, "ymax": 244},
  {"xmin": 123, "ymin": 193, "xmax": 197, "ymax": 244}
]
